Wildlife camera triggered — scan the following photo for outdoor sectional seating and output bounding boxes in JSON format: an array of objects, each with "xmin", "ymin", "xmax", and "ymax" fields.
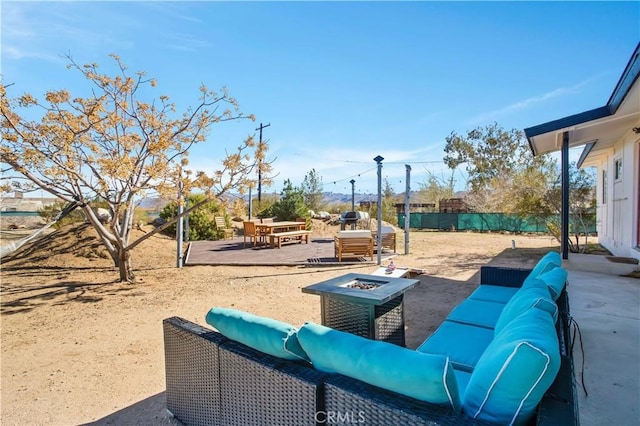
[
  {"xmin": 373, "ymin": 225, "xmax": 397, "ymax": 253},
  {"xmin": 163, "ymin": 251, "xmax": 578, "ymax": 425},
  {"xmin": 334, "ymin": 229, "xmax": 374, "ymax": 261}
]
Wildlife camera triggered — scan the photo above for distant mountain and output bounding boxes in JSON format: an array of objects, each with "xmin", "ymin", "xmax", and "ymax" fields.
[
  {"xmin": 137, "ymin": 197, "xmax": 171, "ymax": 210},
  {"xmin": 137, "ymin": 190, "xmax": 468, "ymax": 211},
  {"xmin": 321, "ymin": 192, "xmax": 375, "ymax": 204}
]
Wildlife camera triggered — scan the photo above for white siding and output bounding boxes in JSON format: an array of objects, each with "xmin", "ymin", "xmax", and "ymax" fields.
[{"xmin": 591, "ymin": 127, "xmax": 640, "ymax": 260}]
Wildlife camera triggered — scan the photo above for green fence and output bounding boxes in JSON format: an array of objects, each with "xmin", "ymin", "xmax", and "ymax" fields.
[
  {"xmin": 0, "ymin": 211, "xmax": 42, "ymax": 216},
  {"xmin": 398, "ymin": 213, "xmax": 596, "ymax": 234}
]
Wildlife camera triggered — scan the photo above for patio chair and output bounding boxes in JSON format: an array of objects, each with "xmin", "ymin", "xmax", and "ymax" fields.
[
  {"xmin": 243, "ymin": 221, "xmax": 261, "ymax": 248},
  {"xmin": 215, "ymin": 216, "xmax": 234, "ymax": 240}
]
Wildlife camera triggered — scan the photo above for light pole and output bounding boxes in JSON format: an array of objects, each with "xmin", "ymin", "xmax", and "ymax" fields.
[
  {"xmin": 176, "ymin": 178, "xmax": 184, "ymax": 268},
  {"xmin": 374, "ymin": 155, "xmax": 384, "ymax": 265},
  {"xmin": 404, "ymin": 164, "xmax": 411, "ymax": 254},
  {"xmin": 350, "ymin": 179, "xmax": 356, "ymax": 230}
]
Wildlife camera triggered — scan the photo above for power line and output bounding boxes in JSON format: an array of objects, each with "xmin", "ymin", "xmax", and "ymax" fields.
[
  {"xmin": 340, "ymin": 160, "xmax": 445, "ymax": 165},
  {"xmin": 328, "ymin": 166, "xmax": 377, "ymax": 186},
  {"xmin": 291, "ymin": 152, "xmax": 444, "ymax": 166},
  {"xmin": 325, "ymin": 161, "xmax": 449, "ymax": 189}
]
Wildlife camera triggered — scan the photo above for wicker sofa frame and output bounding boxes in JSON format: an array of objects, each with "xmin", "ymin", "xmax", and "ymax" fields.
[{"xmin": 163, "ymin": 266, "xmax": 579, "ymax": 426}]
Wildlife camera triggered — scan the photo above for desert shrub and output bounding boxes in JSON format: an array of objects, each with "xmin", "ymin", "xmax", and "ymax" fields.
[
  {"xmin": 133, "ymin": 208, "xmax": 153, "ymax": 226},
  {"xmin": 38, "ymin": 201, "xmax": 85, "ymax": 229},
  {"xmin": 160, "ymin": 194, "xmax": 225, "ymax": 241},
  {"xmin": 252, "ymin": 194, "xmax": 278, "ymax": 218},
  {"xmin": 270, "ymin": 180, "xmax": 308, "ymax": 221}
]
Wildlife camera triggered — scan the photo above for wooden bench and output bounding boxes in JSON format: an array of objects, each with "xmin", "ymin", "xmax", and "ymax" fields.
[
  {"xmin": 334, "ymin": 236, "xmax": 374, "ymax": 262},
  {"xmin": 268, "ymin": 230, "xmax": 312, "ymax": 249}
]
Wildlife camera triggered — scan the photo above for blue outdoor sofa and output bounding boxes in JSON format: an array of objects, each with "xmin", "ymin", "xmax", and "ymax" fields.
[{"xmin": 163, "ymin": 251, "xmax": 578, "ymax": 425}]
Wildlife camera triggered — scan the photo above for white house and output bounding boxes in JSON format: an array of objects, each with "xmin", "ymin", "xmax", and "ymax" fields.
[{"xmin": 525, "ymin": 43, "xmax": 640, "ymax": 261}]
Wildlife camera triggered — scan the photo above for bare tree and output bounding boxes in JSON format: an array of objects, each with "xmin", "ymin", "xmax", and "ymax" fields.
[{"xmin": 1, "ymin": 54, "xmax": 270, "ymax": 281}]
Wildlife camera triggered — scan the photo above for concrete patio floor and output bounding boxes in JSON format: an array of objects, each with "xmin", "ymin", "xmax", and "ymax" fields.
[{"xmin": 562, "ymin": 254, "xmax": 640, "ymax": 426}]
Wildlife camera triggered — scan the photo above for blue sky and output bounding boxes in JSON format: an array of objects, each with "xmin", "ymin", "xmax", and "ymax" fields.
[{"xmin": 2, "ymin": 1, "xmax": 639, "ymax": 197}]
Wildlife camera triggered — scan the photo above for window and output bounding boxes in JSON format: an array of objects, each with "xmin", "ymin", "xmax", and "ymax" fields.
[
  {"xmin": 614, "ymin": 157, "xmax": 623, "ymax": 181},
  {"xmin": 602, "ymin": 170, "xmax": 607, "ymax": 204}
]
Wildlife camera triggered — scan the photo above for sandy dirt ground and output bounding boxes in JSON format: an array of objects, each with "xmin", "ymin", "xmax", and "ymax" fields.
[{"xmin": 0, "ymin": 221, "xmax": 561, "ymax": 425}]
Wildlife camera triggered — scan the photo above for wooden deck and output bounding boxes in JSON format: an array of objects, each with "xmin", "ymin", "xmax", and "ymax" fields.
[{"xmin": 184, "ymin": 236, "xmax": 395, "ymax": 266}]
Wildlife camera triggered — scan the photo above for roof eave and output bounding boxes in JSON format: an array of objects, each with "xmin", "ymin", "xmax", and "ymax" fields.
[
  {"xmin": 525, "ymin": 42, "xmax": 640, "ymax": 156},
  {"xmin": 607, "ymin": 42, "xmax": 640, "ymax": 112},
  {"xmin": 524, "ymin": 106, "xmax": 612, "ymax": 139}
]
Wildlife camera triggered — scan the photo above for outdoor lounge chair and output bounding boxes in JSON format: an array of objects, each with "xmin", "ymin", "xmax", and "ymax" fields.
[{"xmin": 214, "ymin": 216, "xmax": 234, "ymax": 240}]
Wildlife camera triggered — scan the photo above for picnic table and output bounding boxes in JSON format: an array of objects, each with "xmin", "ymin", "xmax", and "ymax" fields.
[{"xmin": 255, "ymin": 221, "xmax": 310, "ymax": 248}]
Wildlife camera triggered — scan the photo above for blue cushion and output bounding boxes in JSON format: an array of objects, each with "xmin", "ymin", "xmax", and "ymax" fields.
[
  {"xmin": 529, "ymin": 251, "xmax": 561, "ymax": 279},
  {"xmin": 468, "ymin": 285, "xmax": 519, "ymax": 304},
  {"xmin": 494, "ymin": 279, "xmax": 557, "ymax": 335},
  {"xmin": 524, "ymin": 267, "xmax": 567, "ymax": 300},
  {"xmin": 453, "ymin": 368, "xmax": 472, "ymax": 398},
  {"xmin": 462, "ymin": 307, "xmax": 560, "ymax": 425},
  {"xmin": 298, "ymin": 322, "xmax": 461, "ymax": 410},
  {"xmin": 205, "ymin": 307, "xmax": 308, "ymax": 361},
  {"xmin": 446, "ymin": 299, "xmax": 505, "ymax": 329},
  {"xmin": 417, "ymin": 320, "xmax": 495, "ymax": 371}
]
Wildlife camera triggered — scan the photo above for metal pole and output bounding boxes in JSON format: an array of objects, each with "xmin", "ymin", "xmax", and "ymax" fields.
[
  {"xmin": 374, "ymin": 155, "xmax": 384, "ymax": 265},
  {"xmin": 404, "ymin": 164, "xmax": 411, "ymax": 255},
  {"xmin": 350, "ymin": 179, "xmax": 355, "ymax": 211},
  {"xmin": 561, "ymin": 131, "xmax": 570, "ymax": 260},
  {"xmin": 248, "ymin": 186, "xmax": 252, "ymax": 220},
  {"xmin": 350, "ymin": 179, "xmax": 356, "ymax": 230},
  {"xmin": 176, "ymin": 181, "xmax": 183, "ymax": 268},
  {"xmin": 184, "ymin": 196, "xmax": 189, "ymax": 243},
  {"xmin": 256, "ymin": 122, "xmax": 270, "ymax": 210}
]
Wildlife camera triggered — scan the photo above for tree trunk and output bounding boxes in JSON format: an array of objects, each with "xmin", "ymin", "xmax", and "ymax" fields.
[{"xmin": 117, "ymin": 248, "xmax": 135, "ymax": 282}]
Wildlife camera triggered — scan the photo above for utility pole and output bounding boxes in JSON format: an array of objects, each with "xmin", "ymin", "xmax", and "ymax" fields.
[{"xmin": 256, "ymin": 122, "xmax": 270, "ymax": 210}]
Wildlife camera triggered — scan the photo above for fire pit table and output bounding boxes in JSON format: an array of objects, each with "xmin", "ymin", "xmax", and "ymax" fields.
[{"xmin": 301, "ymin": 273, "xmax": 420, "ymax": 346}]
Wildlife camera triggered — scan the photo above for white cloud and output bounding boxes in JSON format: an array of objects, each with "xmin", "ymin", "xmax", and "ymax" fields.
[
  {"xmin": 466, "ymin": 75, "xmax": 602, "ymax": 125},
  {"xmin": 2, "ymin": 45, "xmax": 60, "ymax": 62},
  {"xmin": 164, "ymin": 32, "xmax": 212, "ymax": 52},
  {"xmin": 145, "ymin": 2, "xmax": 203, "ymax": 24}
]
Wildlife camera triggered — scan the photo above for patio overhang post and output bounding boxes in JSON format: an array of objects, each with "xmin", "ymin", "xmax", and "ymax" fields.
[
  {"xmin": 562, "ymin": 131, "xmax": 570, "ymax": 260},
  {"xmin": 374, "ymin": 155, "xmax": 384, "ymax": 265}
]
